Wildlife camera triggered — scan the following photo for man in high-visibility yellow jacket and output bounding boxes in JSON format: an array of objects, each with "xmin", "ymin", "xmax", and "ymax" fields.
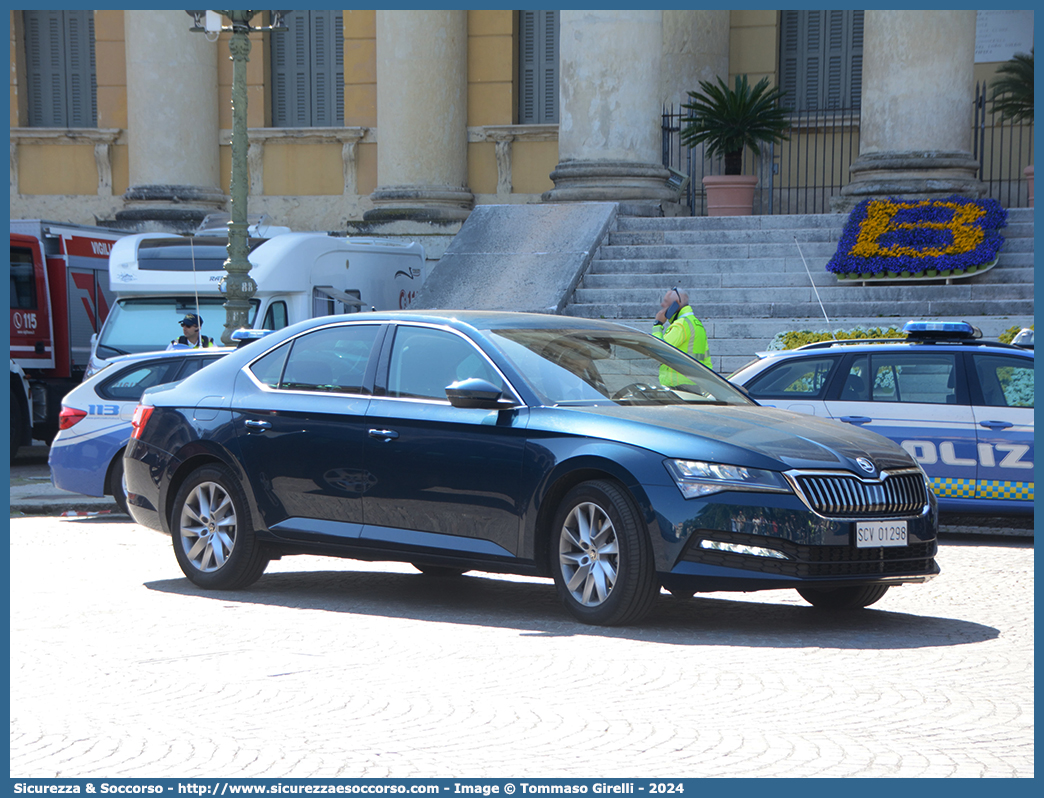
[{"xmin": 652, "ymin": 288, "xmax": 711, "ymax": 384}]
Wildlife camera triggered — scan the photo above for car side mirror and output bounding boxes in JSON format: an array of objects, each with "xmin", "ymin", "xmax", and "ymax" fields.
[{"xmin": 445, "ymin": 378, "xmax": 518, "ymax": 410}]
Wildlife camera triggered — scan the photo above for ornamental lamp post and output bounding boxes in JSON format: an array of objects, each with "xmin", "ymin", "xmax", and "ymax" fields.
[{"xmin": 185, "ymin": 10, "xmax": 289, "ymax": 344}]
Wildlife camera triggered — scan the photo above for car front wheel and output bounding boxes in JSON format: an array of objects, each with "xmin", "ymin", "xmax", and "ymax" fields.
[
  {"xmin": 797, "ymin": 584, "xmax": 889, "ymax": 610},
  {"xmin": 171, "ymin": 464, "xmax": 268, "ymax": 590},
  {"xmin": 551, "ymin": 480, "xmax": 657, "ymax": 626}
]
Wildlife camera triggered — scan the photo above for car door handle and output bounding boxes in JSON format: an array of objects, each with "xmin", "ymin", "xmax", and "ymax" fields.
[
  {"xmin": 840, "ymin": 416, "xmax": 872, "ymax": 425},
  {"xmin": 980, "ymin": 420, "xmax": 1014, "ymax": 430},
  {"xmin": 244, "ymin": 419, "xmax": 271, "ymax": 433},
  {"xmin": 368, "ymin": 428, "xmax": 399, "ymax": 441}
]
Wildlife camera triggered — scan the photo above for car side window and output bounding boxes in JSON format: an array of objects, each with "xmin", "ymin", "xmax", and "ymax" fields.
[
  {"xmin": 973, "ymin": 354, "xmax": 1033, "ymax": 408},
  {"xmin": 175, "ymin": 355, "xmax": 222, "ymax": 380},
  {"xmin": 839, "ymin": 356, "xmax": 870, "ymax": 400},
  {"xmin": 250, "ymin": 342, "xmax": 291, "ymax": 388},
  {"xmin": 387, "ymin": 326, "xmax": 503, "ymax": 401},
  {"xmin": 98, "ymin": 361, "xmax": 177, "ymax": 401},
  {"xmin": 863, "ymin": 353, "xmax": 958, "ymax": 404},
  {"xmin": 744, "ymin": 357, "xmax": 837, "ymax": 399},
  {"xmin": 280, "ymin": 325, "xmax": 379, "ymax": 393}
]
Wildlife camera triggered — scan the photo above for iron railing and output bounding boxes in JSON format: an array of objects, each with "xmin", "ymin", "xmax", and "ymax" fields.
[
  {"xmin": 973, "ymin": 80, "xmax": 1034, "ymax": 209},
  {"xmin": 663, "ymin": 93, "xmax": 1033, "ymax": 215}
]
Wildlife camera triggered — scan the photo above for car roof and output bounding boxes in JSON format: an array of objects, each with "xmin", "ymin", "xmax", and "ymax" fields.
[
  {"xmin": 734, "ymin": 338, "xmax": 1032, "ymax": 375},
  {"xmin": 281, "ymin": 310, "xmax": 641, "ymax": 336},
  {"xmin": 350, "ymin": 309, "xmax": 629, "ymax": 328},
  {"xmin": 787, "ymin": 338, "xmax": 1030, "ymax": 355},
  {"xmin": 103, "ymin": 347, "xmax": 235, "ymax": 367}
]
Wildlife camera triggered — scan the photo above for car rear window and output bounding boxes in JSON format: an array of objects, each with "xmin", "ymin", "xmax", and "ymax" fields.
[
  {"xmin": 98, "ymin": 361, "xmax": 177, "ymax": 401},
  {"xmin": 973, "ymin": 354, "xmax": 1034, "ymax": 408}
]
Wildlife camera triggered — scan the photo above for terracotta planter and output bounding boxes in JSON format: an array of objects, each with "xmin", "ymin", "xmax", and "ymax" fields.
[
  {"xmin": 1024, "ymin": 165, "xmax": 1034, "ymax": 208},
  {"xmin": 703, "ymin": 175, "xmax": 758, "ymax": 216}
]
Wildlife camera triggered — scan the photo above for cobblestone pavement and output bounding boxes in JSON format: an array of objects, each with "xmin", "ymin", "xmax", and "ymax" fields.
[{"xmin": 9, "ymin": 515, "xmax": 1033, "ymax": 779}]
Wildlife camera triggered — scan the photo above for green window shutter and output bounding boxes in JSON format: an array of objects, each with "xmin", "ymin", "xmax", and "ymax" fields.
[
  {"xmin": 519, "ymin": 11, "xmax": 537, "ymax": 123},
  {"xmin": 24, "ymin": 11, "xmax": 64, "ymax": 127},
  {"xmin": 849, "ymin": 11, "xmax": 864, "ymax": 110},
  {"xmin": 65, "ymin": 10, "xmax": 97, "ymax": 127},
  {"xmin": 271, "ymin": 10, "xmax": 343, "ymax": 127},
  {"xmin": 24, "ymin": 10, "xmax": 96, "ymax": 127},
  {"xmin": 779, "ymin": 10, "xmax": 862, "ymax": 112},
  {"xmin": 779, "ymin": 11, "xmax": 801, "ymax": 110},
  {"xmin": 804, "ymin": 11, "xmax": 823, "ymax": 110},
  {"xmin": 518, "ymin": 10, "xmax": 558, "ymax": 124},
  {"xmin": 311, "ymin": 11, "xmax": 344, "ymax": 126},
  {"xmin": 542, "ymin": 11, "xmax": 558, "ymax": 123}
]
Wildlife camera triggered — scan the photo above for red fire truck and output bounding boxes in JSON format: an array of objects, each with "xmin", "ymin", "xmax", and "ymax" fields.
[{"xmin": 9, "ymin": 220, "xmax": 127, "ymax": 461}]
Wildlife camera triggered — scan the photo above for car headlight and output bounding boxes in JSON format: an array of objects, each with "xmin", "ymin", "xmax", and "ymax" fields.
[{"xmin": 664, "ymin": 459, "xmax": 792, "ymax": 499}]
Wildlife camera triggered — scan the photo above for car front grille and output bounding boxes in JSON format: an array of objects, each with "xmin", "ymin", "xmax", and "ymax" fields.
[
  {"xmin": 791, "ymin": 469, "xmax": 929, "ymax": 518},
  {"xmin": 680, "ymin": 530, "xmax": 938, "ymax": 578}
]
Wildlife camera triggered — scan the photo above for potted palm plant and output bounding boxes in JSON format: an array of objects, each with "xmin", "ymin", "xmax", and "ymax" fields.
[
  {"xmin": 680, "ymin": 74, "xmax": 790, "ymax": 215},
  {"xmin": 990, "ymin": 50, "xmax": 1034, "ymax": 206}
]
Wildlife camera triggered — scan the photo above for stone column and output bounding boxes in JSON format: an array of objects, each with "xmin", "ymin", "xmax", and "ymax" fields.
[
  {"xmin": 661, "ymin": 10, "xmax": 730, "ymax": 111},
  {"xmin": 543, "ymin": 10, "xmax": 677, "ymax": 214},
  {"xmin": 364, "ymin": 10, "xmax": 473, "ymax": 223},
  {"xmin": 117, "ymin": 10, "xmax": 225, "ymax": 230},
  {"xmin": 838, "ymin": 9, "xmax": 982, "ymax": 208},
  {"xmin": 661, "ymin": 11, "xmax": 730, "ymax": 216}
]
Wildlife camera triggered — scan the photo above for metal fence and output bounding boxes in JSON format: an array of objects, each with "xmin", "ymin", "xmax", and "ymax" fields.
[
  {"xmin": 663, "ymin": 94, "xmax": 1033, "ymax": 216},
  {"xmin": 973, "ymin": 80, "xmax": 1034, "ymax": 209}
]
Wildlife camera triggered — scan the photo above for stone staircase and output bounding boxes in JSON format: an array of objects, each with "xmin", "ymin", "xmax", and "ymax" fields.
[{"xmin": 565, "ymin": 207, "xmax": 1034, "ymax": 374}]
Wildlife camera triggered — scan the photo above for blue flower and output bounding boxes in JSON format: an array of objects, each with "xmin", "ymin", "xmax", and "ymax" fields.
[{"xmin": 826, "ymin": 196, "xmax": 1008, "ymax": 276}]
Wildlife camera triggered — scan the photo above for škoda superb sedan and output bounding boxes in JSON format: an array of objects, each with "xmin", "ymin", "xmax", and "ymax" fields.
[{"xmin": 125, "ymin": 311, "xmax": 939, "ymax": 625}]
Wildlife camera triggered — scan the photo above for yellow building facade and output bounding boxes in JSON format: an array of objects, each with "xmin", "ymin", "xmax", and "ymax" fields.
[{"xmin": 9, "ymin": 9, "xmax": 1032, "ymax": 234}]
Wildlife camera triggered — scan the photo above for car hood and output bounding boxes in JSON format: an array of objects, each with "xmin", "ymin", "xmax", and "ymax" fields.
[{"xmin": 532, "ymin": 403, "xmax": 916, "ymax": 476}]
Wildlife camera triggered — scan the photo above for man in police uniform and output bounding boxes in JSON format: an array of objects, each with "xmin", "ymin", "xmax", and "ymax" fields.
[
  {"xmin": 652, "ymin": 288, "xmax": 711, "ymax": 381},
  {"xmin": 167, "ymin": 314, "xmax": 214, "ymax": 350}
]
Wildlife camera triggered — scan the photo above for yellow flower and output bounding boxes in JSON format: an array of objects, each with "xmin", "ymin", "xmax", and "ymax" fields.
[{"xmin": 852, "ymin": 200, "xmax": 985, "ymax": 259}]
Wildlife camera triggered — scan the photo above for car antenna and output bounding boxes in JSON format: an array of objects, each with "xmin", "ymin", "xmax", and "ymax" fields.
[
  {"xmin": 185, "ymin": 229, "xmax": 202, "ymax": 334},
  {"xmin": 794, "ymin": 236, "xmax": 835, "ymax": 340}
]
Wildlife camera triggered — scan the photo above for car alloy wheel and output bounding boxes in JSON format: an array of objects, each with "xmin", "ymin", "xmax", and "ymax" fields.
[
  {"xmin": 551, "ymin": 480, "xmax": 656, "ymax": 626},
  {"xmin": 559, "ymin": 501, "xmax": 620, "ymax": 607},
  {"xmin": 180, "ymin": 479, "xmax": 238, "ymax": 573},
  {"xmin": 171, "ymin": 464, "xmax": 268, "ymax": 590}
]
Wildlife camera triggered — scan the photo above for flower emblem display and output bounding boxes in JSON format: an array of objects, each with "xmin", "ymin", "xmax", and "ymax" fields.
[{"xmin": 827, "ymin": 196, "xmax": 1008, "ymax": 278}]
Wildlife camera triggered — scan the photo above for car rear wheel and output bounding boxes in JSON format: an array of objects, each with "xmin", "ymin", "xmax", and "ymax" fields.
[
  {"xmin": 109, "ymin": 453, "xmax": 129, "ymax": 516},
  {"xmin": 171, "ymin": 464, "xmax": 268, "ymax": 590},
  {"xmin": 797, "ymin": 584, "xmax": 890, "ymax": 610},
  {"xmin": 551, "ymin": 480, "xmax": 657, "ymax": 626}
]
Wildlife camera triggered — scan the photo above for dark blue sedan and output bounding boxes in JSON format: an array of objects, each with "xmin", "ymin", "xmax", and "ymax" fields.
[{"xmin": 125, "ymin": 311, "xmax": 939, "ymax": 625}]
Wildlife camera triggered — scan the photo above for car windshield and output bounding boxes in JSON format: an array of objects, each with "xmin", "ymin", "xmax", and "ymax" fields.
[
  {"xmin": 487, "ymin": 327, "xmax": 752, "ymax": 406},
  {"xmin": 95, "ymin": 297, "xmax": 258, "ymax": 356}
]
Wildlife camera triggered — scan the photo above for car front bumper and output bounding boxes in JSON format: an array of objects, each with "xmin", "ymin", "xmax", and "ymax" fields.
[{"xmin": 644, "ymin": 484, "xmax": 939, "ymax": 595}]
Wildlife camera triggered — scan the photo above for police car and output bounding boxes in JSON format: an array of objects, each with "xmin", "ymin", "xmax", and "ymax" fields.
[
  {"xmin": 49, "ymin": 347, "xmax": 231, "ymax": 513},
  {"xmin": 729, "ymin": 321, "xmax": 1034, "ymax": 517}
]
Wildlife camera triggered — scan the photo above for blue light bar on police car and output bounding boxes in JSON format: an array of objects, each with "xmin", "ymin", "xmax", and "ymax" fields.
[
  {"xmin": 904, "ymin": 320, "xmax": 981, "ymax": 340},
  {"xmin": 230, "ymin": 329, "xmax": 274, "ymax": 347}
]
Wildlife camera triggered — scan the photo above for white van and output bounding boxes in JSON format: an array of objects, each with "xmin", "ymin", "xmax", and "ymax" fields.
[{"xmin": 88, "ymin": 227, "xmax": 426, "ymax": 376}]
